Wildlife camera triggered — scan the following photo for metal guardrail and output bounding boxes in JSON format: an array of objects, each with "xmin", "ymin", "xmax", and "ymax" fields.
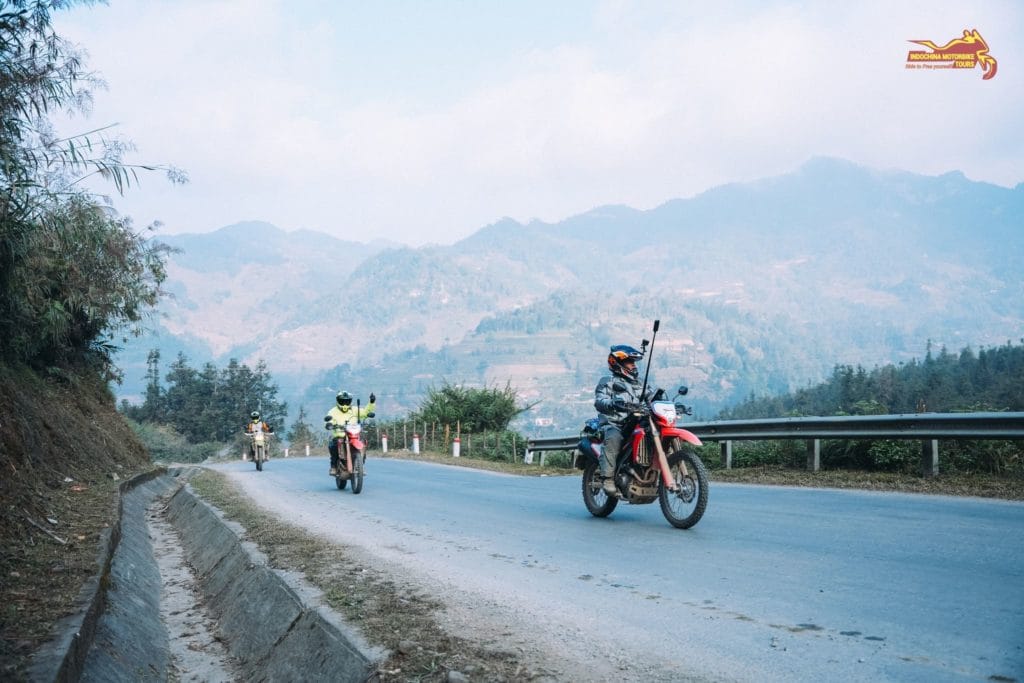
[{"xmin": 526, "ymin": 412, "xmax": 1024, "ymax": 477}]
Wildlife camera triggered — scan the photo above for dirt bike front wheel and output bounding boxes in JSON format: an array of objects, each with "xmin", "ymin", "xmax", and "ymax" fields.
[
  {"xmin": 659, "ymin": 449, "xmax": 708, "ymax": 529},
  {"xmin": 350, "ymin": 451, "xmax": 365, "ymax": 494},
  {"xmin": 255, "ymin": 444, "xmax": 264, "ymax": 471},
  {"xmin": 581, "ymin": 459, "xmax": 617, "ymax": 517}
]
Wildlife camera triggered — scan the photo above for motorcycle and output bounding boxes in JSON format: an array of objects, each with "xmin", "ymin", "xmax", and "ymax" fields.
[
  {"xmin": 575, "ymin": 320, "xmax": 709, "ymax": 529},
  {"xmin": 246, "ymin": 430, "xmax": 272, "ymax": 472},
  {"xmin": 326, "ymin": 420, "xmax": 365, "ymax": 494}
]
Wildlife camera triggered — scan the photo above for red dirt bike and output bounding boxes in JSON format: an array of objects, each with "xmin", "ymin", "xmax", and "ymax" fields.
[
  {"xmin": 327, "ymin": 421, "xmax": 365, "ymax": 494},
  {"xmin": 575, "ymin": 321, "xmax": 709, "ymax": 529}
]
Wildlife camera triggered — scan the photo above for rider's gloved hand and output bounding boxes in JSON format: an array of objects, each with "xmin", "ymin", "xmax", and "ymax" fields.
[
  {"xmin": 612, "ymin": 397, "xmax": 628, "ymax": 410},
  {"xmin": 369, "ymin": 392, "xmax": 376, "ymax": 403}
]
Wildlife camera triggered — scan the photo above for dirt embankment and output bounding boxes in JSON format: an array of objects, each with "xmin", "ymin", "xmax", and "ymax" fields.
[{"xmin": 0, "ymin": 363, "xmax": 152, "ymax": 679}]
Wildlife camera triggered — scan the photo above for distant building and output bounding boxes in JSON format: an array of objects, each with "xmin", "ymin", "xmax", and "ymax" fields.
[{"xmin": 533, "ymin": 417, "xmax": 554, "ymax": 427}]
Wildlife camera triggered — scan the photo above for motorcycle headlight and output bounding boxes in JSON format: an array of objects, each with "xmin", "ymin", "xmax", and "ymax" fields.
[{"xmin": 651, "ymin": 401, "xmax": 677, "ymax": 423}]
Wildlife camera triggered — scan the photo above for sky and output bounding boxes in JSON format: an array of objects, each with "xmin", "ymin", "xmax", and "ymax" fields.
[{"xmin": 54, "ymin": 0, "xmax": 1023, "ymax": 246}]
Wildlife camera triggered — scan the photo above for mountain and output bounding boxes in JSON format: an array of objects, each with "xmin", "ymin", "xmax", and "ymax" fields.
[{"xmin": 114, "ymin": 160, "xmax": 1023, "ymax": 432}]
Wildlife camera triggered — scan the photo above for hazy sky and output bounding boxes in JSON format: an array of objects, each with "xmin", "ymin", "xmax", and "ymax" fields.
[{"xmin": 54, "ymin": 1, "xmax": 1023, "ymax": 246}]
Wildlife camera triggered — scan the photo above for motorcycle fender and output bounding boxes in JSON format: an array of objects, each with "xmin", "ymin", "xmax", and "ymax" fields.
[
  {"xmin": 350, "ymin": 437, "xmax": 365, "ymax": 451},
  {"xmin": 659, "ymin": 427, "xmax": 703, "ymax": 447}
]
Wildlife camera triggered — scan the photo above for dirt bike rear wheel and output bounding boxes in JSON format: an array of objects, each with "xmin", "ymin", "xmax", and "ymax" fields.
[
  {"xmin": 581, "ymin": 460, "xmax": 617, "ymax": 517},
  {"xmin": 351, "ymin": 451, "xmax": 365, "ymax": 494},
  {"xmin": 659, "ymin": 449, "xmax": 708, "ymax": 529}
]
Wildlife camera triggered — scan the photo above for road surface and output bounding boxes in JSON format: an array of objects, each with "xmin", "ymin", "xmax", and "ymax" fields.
[{"xmin": 212, "ymin": 456, "xmax": 1024, "ymax": 682}]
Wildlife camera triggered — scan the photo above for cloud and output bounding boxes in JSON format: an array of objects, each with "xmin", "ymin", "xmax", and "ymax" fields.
[{"xmin": 54, "ymin": 1, "xmax": 1023, "ymax": 244}]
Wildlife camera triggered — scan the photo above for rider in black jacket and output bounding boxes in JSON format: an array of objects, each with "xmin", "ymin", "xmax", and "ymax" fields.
[{"xmin": 594, "ymin": 345, "xmax": 646, "ymax": 495}]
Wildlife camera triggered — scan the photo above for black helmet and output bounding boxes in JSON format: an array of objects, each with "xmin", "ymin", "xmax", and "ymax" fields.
[
  {"xmin": 608, "ymin": 344, "xmax": 643, "ymax": 380},
  {"xmin": 336, "ymin": 391, "xmax": 353, "ymax": 407},
  {"xmin": 250, "ymin": 411, "xmax": 260, "ymax": 420}
]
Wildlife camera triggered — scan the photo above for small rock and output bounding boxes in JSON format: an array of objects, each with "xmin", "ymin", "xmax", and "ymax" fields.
[
  {"xmin": 398, "ymin": 640, "xmax": 417, "ymax": 654},
  {"xmin": 9, "ymin": 571, "xmax": 20, "ymax": 578},
  {"xmin": 108, "ymin": 472, "xmax": 121, "ymax": 481},
  {"xmin": 446, "ymin": 671, "xmax": 469, "ymax": 683}
]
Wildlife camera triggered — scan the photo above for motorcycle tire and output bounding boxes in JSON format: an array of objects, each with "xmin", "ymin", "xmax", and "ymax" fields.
[
  {"xmin": 351, "ymin": 451, "xmax": 365, "ymax": 494},
  {"xmin": 335, "ymin": 475, "xmax": 347, "ymax": 490},
  {"xmin": 581, "ymin": 459, "xmax": 617, "ymax": 517},
  {"xmin": 255, "ymin": 445, "xmax": 263, "ymax": 472},
  {"xmin": 659, "ymin": 449, "xmax": 709, "ymax": 529}
]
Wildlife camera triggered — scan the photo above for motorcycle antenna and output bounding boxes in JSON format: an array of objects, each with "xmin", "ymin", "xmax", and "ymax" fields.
[
  {"xmin": 357, "ymin": 398, "xmax": 362, "ymax": 426},
  {"xmin": 640, "ymin": 319, "xmax": 660, "ymax": 400}
]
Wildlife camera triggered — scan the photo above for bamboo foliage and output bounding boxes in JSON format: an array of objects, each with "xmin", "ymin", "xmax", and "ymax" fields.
[{"xmin": 1, "ymin": 1, "xmax": 185, "ymax": 378}]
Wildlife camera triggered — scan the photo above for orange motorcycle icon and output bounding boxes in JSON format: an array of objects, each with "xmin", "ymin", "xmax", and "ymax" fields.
[{"xmin": 907, "ymin": 29, "xmax": 997, "ymax": 80}]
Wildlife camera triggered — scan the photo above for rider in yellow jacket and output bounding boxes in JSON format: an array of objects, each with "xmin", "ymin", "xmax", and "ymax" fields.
[{"xmin": 325, "ymin": 390, "xmax": 376, "ymax": 475}]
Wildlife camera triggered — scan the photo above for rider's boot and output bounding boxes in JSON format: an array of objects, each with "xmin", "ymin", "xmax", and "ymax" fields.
[
  {"xmin": 329, "ymin": 455, "xmax": 338, "ymax": 476},
  {"xmin": 601, "ymin": 459, "xmax": 618, "ymax": 496},
  {"xmin": 602, "ymin": 476, "xmax": 618, "ymax": 496}
]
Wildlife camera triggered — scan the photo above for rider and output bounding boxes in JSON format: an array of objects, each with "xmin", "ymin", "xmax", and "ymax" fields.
[
  {"xmin": 243, "ymin": 411, "xmax": 274, "ymax": 459},
  {"xmin": 594, "ymin": 345, "xmax": 646, "ymax": 495},
  {"xmin": 324, "ymin": 390, "xmax": 376, "ymax": 476}
]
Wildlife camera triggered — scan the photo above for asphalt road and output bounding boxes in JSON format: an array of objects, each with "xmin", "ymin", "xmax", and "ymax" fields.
[{"xmin": 212, "ymin": 456, "xmax": 1024, "ymax": 682}]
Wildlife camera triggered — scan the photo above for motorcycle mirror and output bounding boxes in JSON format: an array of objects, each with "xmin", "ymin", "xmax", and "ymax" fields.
[
  {"xmin": 324, "ymin": 415, "xmax": 332, "ymax": 422},
  {"xmin": 677, "ymin": 385, "xmax": 689, "ymax": 396},
  {"xmin": 653, "ymin": 319, "xmax": 660, "ymax": 333},
  {"xmin": 641, "ymin": 339, "xmax": 649, "ymax": 353}
]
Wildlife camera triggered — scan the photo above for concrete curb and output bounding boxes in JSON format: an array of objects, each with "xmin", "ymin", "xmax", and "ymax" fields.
[{"xmin": 165, "ymin": 481, "xmax": 383, "ymax": 682}]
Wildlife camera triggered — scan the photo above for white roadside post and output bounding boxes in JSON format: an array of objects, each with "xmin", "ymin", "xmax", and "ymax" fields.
[{"xmin": 453, "ymin": 437, "xmax": 461, "ymax": 457}]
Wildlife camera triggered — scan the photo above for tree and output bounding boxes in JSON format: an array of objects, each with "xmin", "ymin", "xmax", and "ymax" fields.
[
  {"xmin": 415, "ymin": 382, "xmax": 533, "ymax": 432},
  {"xmin": 1, "ymin": 1, "xmax": 185, "ymax": 378},
  {"xmin": 131, "ymin": 353, "xmax": 288, "ymax": 444},
  {"xmin": 286, "ymin": 405, "xmax": 320, "ymax": 451}
]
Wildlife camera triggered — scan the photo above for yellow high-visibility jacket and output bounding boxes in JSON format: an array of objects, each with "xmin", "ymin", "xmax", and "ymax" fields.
[{"xmin": 325, "ymin": 401, "xmax": 376, "ymax": 437}]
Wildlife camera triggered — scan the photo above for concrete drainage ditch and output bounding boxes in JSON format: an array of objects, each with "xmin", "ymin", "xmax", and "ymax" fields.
[{"xmin": 29, "ymin": 469, "xmax": 382, "ymax": 682}]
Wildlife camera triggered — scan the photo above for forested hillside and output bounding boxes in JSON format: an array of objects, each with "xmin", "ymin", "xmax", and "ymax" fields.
[{"xmin": 720, "ymin": 341, "xmax": 1024, "ymax": 419}]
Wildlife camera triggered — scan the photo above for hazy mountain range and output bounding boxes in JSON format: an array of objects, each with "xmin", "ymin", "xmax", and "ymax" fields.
[{"xmin": 115, "ymin": 157, "xmax": 1023, "ymax": 432}]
